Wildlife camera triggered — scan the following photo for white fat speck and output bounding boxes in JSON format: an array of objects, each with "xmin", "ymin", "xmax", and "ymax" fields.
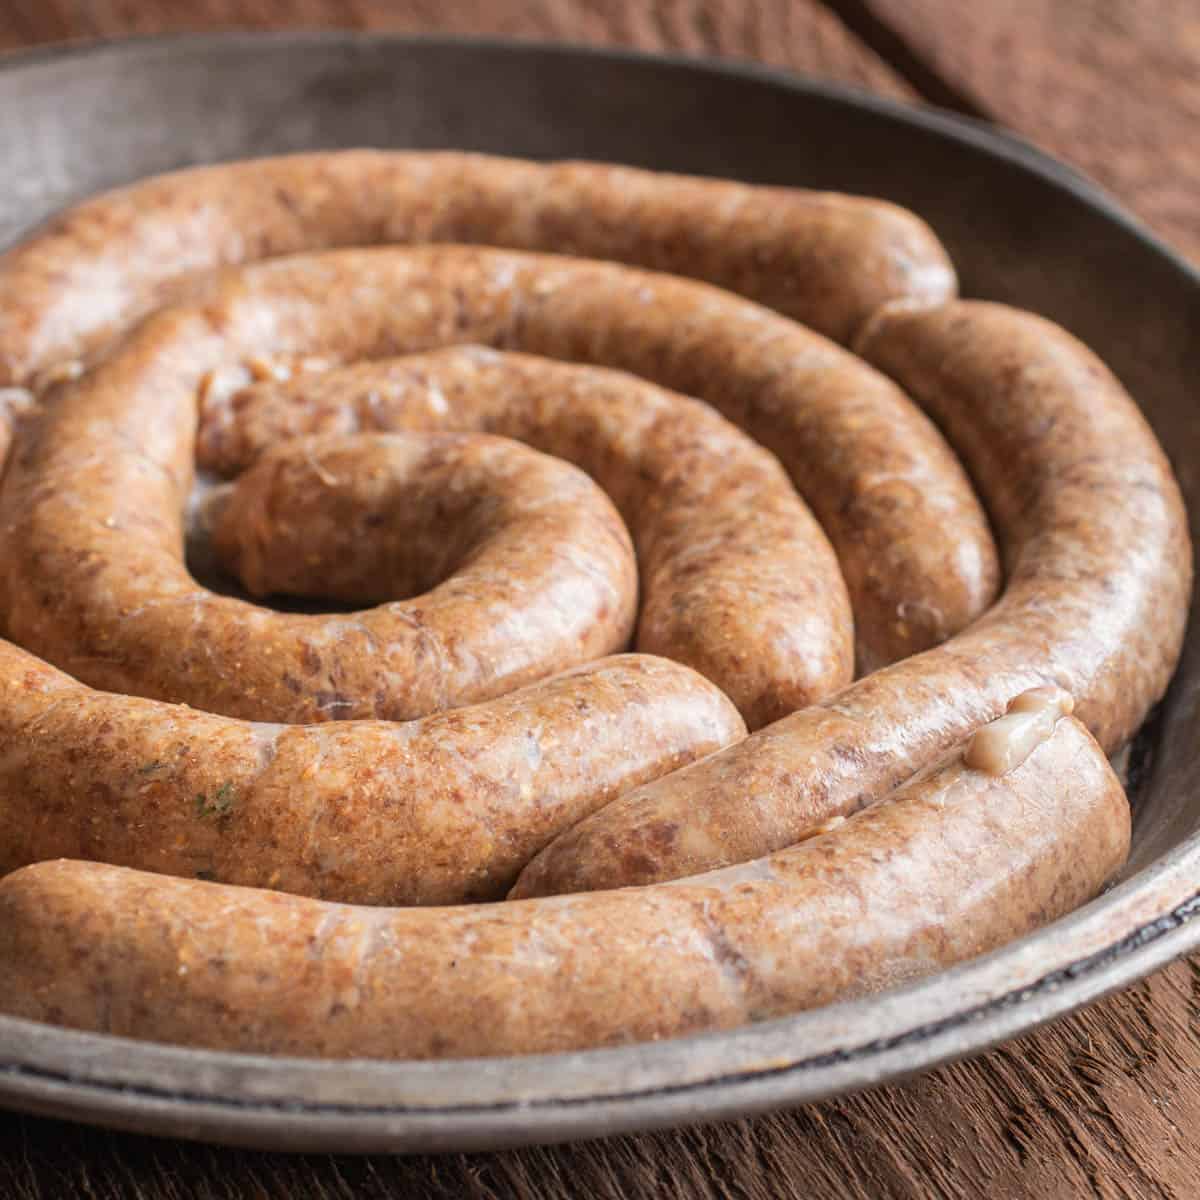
[{"xmin": 425, "ymin": 378, "xmax": 449, "ymax": 415}]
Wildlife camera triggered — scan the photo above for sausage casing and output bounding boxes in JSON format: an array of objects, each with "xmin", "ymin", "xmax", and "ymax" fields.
[
  {"xmin": 0, "ymin": 712, "xmax": 1128, "ymax": 1058},
  {"xmin": 0, "ymin": 248, "xmax": 995, "ymax": 719},
  {"xmin": 0, "ymin": 644, "xmax": 744, "ymax": 904},
  {"xmin": 0, "ymin": 149, "xmax": 957, "ymax": 385},
  {"xmin": 515, "ymin": 301, "xmax": 1190, "ymax": 897}
]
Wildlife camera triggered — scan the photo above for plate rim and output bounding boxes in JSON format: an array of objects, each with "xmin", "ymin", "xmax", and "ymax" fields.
[{"xmin": 1, "ymin": 29, "xmax": 1198, "ymax": 1153}]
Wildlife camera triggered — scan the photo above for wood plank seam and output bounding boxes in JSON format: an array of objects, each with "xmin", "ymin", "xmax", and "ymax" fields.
[{"xmin": 814, "ymin": 0, "xmax": 992, "ymax": 118}]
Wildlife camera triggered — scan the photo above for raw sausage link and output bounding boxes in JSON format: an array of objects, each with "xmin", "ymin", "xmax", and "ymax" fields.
[
  {"xmin": 0, "ymin": 643, "xmax": 744, "ymax": 905},
  {"xmin": 0, "ymin": 712, "xmax": 1128, "ymax": 1058},
  {"xmin": 0, "ymin": 247, "xmax": 994, "ymax": 715},
  {"xmin": 196, "ymin": 346, "xmax": 853, "ymax": 728},
  {"xmin": 207, "ymin": 431, "xmax": 628, "ymax": 606},
  {"xmin": 0, "ymin": 152, "xmax": 1183, "ymax": 1061},
  {"xmin": 0, "ymin": 149, "xmax": 956, "ymax": 384},
  {"xmin": 205, "ymin": 429, "xmax": 639, "ymax": 695},
  {"xmin": 514, "ymin": 301, "xmax": 1190, "ymax": 898}
]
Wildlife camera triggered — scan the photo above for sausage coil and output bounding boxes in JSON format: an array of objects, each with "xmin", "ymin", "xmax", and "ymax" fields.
[{"xmin": 0, "ymin": 151, "xmax": 1188, "ymax": 1059}]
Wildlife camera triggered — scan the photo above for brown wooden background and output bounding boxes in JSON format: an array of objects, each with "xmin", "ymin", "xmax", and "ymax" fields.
[{"xmin": 1, "ymin": 3, "xmax": 1198, "ymax": 1197}]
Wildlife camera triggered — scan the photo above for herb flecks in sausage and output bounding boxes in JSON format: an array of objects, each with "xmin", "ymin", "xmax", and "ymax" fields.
[{"xmin": 194, "ymin": 782, "xmax": 237, "ymax": 821}]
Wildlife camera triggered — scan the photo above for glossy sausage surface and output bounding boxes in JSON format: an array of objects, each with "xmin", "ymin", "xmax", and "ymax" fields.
[
  {"xmin": 0, "ymin": 713, "xmax": 1128, "ymax": 1058},
  {"xmin": 0, "ymin": 155, "xmax": 1183, "ymax": 1061},
  {"xmin": 0, "ymin": 643, "xmax": 744, "ymax": 905},
  {"xmin": 0, "ymin": 247, "xmax": 995, "ymax": 714},
  {"xmin": 197, "ymin": 346, "xmax": 856, "ymax": 728},
  {"xmin": 515, "ymin": 301, "xmax": 1190, "ymax": 897},
  {"xmin": 0, "ymin": 149, "xmax": 956, "ymax": 383}
]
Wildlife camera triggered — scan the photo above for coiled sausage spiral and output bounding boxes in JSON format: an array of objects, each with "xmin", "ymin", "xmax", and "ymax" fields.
[{"xmin": 0, "ymin": 151, "xmax": 1189, "ymax": 1059}]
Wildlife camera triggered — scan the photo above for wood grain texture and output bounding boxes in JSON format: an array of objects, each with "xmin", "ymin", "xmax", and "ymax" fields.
[
  {"xmin": 0, "ymin": 2, "xmax": 1198, "ymax": 1197},
  {"xmin": 861, "ymin": 0, "xmax": 1200, "ymax": 261},
  {"xmin": 2, "ymin": 962, "xmax": 1198, "ymax": 1199},
  {"xmin": 0, "ymin": 0, "xmax": 915, "ymax": 98}
]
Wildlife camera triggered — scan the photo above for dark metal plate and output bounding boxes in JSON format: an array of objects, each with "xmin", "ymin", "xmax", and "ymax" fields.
[{"xmin": 0, "ymin": 33, "xmax": 1198, "ymax": 1154}]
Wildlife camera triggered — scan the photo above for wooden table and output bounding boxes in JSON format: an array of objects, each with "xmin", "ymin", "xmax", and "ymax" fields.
[{"xmin": 1, "ymin": 3, "xmax": 1197, "ymax": 1197}]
